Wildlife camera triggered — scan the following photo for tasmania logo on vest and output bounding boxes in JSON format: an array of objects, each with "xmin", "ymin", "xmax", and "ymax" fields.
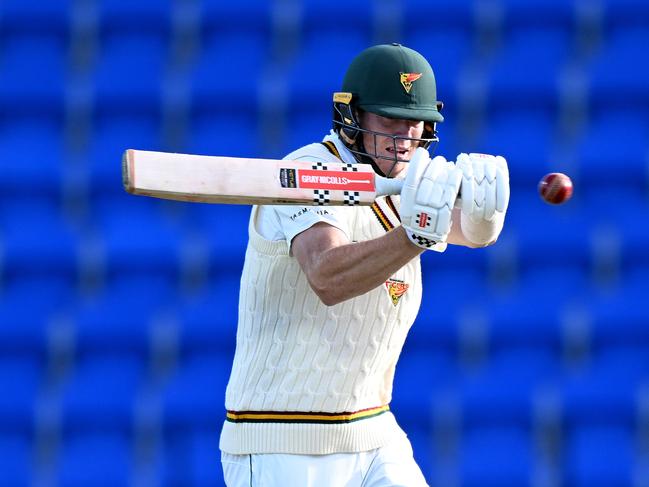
[
  {"xmin": 400, "ymin": 72, "xmax": 422, "ymax": 94},
  {"xmin": 385, "ymin": 278, "xmax": 409, "ymax": 306}
]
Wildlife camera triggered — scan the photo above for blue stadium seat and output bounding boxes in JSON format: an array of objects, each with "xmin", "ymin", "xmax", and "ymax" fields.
[
  {"xmin": 0, "ymin": 436, "xmax": 33, "ymax": 487},
  {"xmin": 588, "ymin": 285, "xmax": 649, "ymax": 354},
  {"xmin": 391, "ymin": 350, "xmax": 458, "ymax": 431},
  {"xmin": 0, "ymin": 277, "xmax": 74, "ymax": 364},
  {"xmin": 433, "ymin": 118, "xmax": 462, "ymax": 164},
  {"xmin": 174, "ymin": 281, "xmax": 240, "ymax": 359},
  {"xmin": 602, "ymin": 0, "xmax": 649, "ymax": 33},
  {"xmin": 588, "ymin": 29, "xmax": 649, "ymax": 112},
  {"xmin": 459, "ymin": 427, "xmax": 534, "ymax": 487},
  {"xmin": 189, "ymin": 204, "xmax": 251, "ymax": 275},
  {"xmin": 98, "ymin": 0, "xmax": 172, "ymax": 38},
  {"xmin": 474, "ymin": 110, "xmax": 557, "ymax": 187},
  {"xmin": 95, "ymin": 199, "xmax": 184, "ymax": 283},
  {"xmin": 281, "ymin": 110, "xmax": 332, "ymax": 156},
  {"xmin": 0, "ymin": 201, "xmax": 78, "ymax": 283},
  {"xmin": 425, "ymin": 238, "xmax": 491, "ymax": 274},
  {"xmin": 621, "ymin": 231, "xmax": 649, "ymax": 280},
  {"xmin": 191, "ymin": 32, "xmax": 268, "ymax": 117},
  {"xmin": 299, "ymin": 0, "xmax": 374, "ymax": 41},
  {"xmin": 405, "ymin": 427, "xmax": 435, "ymax": 486},
  {"xmin": 88, "ymin": 114, "xmax": 163, "ymax": 197},
  {"xmin": 0, "ymin": 36, "xmax": 66, "ymax": 119},
  {"xmin": 459, "ymin": 351, "xmax": 557, "ymax": 430},
  {"xmin": 162, "ymin": 430, "xmax": 223, "ymax": 487},
  {"xmin": 485, "ymin": 30, "xmax": 569, "ymax": 113},
  {"xmin": 506, "ymin": 192, "xmax": 591, "ymax": 274},
  {"xmin": 0, "ymin": 121, "xmax": 65, "ymax": 201},
  {"xmin": 187, "ymin": 431, "xmax": 222, "ymax": 487},
  {"xmin": 400, "ymin": 0, "xmax": 477, "ymax": 33},
  {"xmin": 61, "ymin": 357, "xmax": 144, "ymax": 437},
  {"xmin": 575, "ymin": 110, "xmax": 649, "ymax": 191},
  {"xmin": 199, "ymin": 0, "xmax": 272, "ymax": 39},
  {"xmin": 410, "ymin": 269, "xmax": 487, "ymax": 355},
  {"xmin": 287, "ymin": 31, "xmax": 368, "ymax": 114},
  {"xmin": 577, "ymin": 189, "xmax": 649, "ymax": 273},
  {"xmin": 185, "ymin": 112, "xmax": 260, "ymax": 159},
  {"xmin": 163, "ymin": 355, "xmax": 231, "ymax": 431},
  {"xmin": 563, "ymin": 426, "xmax": 636, "ymax": 487},
  {"xmin": 499, "ymin": 0, "xmax": 577, "ymax": 32},
  {"xmin": 93, "ymin": 34, "xmax": 167, "ymax": 119},
  {"xmin": 72, "ymin": 276, "xmax": 175, "ymax": 361},
  {"xmin": 57, "ymin": 433, "xmax": 134, "ymax": 487},
  {"xmin": 0, "ymin": 0, "xmax": 71, "ymax": 40},
  {"xmin": 561, "ymin": 350, "xmax": 649, "ymax": 429},
  {"xmin": 484, "ymin": 270, "xmax": 587, "ymax": 356},
  {"xmin": 0, "ymin": 359, "xmax": 40, "ymax": 437}
]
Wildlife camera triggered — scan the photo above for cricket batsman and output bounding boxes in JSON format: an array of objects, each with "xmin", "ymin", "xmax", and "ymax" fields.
[{"xmin": 219, "ymin": 43, "xmax": 510, "ymax": 486}]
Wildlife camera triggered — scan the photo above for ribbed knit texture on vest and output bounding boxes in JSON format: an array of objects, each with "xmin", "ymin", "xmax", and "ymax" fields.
[{"xmin": 220, "ymin": 145, "xmax": 423, "ymax": 455}]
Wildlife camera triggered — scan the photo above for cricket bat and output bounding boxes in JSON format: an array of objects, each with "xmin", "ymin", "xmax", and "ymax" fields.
[{"xmin": 123, "ymin": 149, "xmax": 404, "ymax": 206}]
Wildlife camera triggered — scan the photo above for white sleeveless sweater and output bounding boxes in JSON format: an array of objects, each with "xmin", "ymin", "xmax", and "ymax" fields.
[{"xmin": 220, "ymin": 143, "xmax": 423, "ymax": 455}]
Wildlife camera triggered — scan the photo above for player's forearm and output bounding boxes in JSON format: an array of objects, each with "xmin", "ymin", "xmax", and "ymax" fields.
[{"xmin": 307, "ymin": 227, "xmax": 423, "ymax": 306}]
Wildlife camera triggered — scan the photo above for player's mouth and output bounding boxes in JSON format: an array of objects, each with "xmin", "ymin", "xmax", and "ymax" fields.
[{"xmin": 385, "ymin": 146, "xmax": 410, "ymax": 158}]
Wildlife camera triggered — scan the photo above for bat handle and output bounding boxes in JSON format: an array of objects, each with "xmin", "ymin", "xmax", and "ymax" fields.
[
  {"xmin": 375, "ymin": 175, "xmax": 403, "ymax": 196},
  {"xmin": 374, "ymin": 174, "xmax": 463, "ymax": 206}
]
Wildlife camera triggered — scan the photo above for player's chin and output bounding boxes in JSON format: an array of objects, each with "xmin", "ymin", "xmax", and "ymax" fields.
[{"xmin": 383, "ymin": 160, "xmax": 407, "ymax": 178}]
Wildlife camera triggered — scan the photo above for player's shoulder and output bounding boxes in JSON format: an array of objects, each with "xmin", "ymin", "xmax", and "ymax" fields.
[{"xmin": 283, "ymin": 142, "xmax": 340, "ymax": 164}]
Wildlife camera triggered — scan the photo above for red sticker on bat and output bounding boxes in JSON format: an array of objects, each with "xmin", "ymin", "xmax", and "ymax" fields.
[{"xmin": 297, "ymin": 170, "xmax": 374, "ymax": 192}]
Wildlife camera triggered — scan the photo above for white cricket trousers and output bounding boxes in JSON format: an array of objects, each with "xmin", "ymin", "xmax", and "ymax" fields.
[{"xmin": 221, "ymin": 434, "xmax": 429, "ymax": 487}]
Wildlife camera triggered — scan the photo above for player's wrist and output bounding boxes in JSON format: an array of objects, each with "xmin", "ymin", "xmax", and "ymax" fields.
[{"xmin": 460, "ymin": 211, "xmax": 505, "ymax": 246}]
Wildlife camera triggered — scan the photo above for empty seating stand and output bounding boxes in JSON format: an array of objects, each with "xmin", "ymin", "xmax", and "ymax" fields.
[{"xmin": 0, "ymin": 1, "xmax": 647, "ymax": 486}]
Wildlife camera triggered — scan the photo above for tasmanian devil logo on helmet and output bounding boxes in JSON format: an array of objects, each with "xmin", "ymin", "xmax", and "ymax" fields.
[{"xmin": 399, "ymin": 72, "xmax": 423, "ymax": 94}]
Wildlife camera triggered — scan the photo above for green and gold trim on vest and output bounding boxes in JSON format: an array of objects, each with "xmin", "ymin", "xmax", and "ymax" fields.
[
  {"xmin": 321, "ymin": 140, "xmax": 341, "ymax": 160},
  {"xmin": 370, "ymin": 202, "xmax": 392, "ymax": 232},
  {"xmin": 226, "ymin": 405, "xmax": 390, "ymax": 424}
]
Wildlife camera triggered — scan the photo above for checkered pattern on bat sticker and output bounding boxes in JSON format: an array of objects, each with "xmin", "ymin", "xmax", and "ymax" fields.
[
  {"xmin": 341, "ymin": 164, "xmax": 358, "ymax": 172},
  {"xmin": 313, "ymin": 190, "xmax": 331, "ymax": 205},
  {"xmin": 343, "ymin": 191, "xmax": 361, "ymax": 206},
  {"xmin": 312, "ymin": 162, "xmax": 328, "ymax": 170}
]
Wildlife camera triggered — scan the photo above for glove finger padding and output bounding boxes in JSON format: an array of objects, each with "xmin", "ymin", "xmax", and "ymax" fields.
[
  {"xmin": 495, "ymin": 155, "xmax": 510, "ymax": 213},
  {"xmin": 483, "ymin": 159, "xmax": 497, "ymax": 220},
  {"xmin": 456, "ymin": 153, "xmax": 475, "ymax": 219},
  {"xmin": 458, "ymin": 152, "xmax": 510, "ymax": 223},
  {"xmin": 400, "ymin": 147, "xmax": 431, "ymax": 211}
]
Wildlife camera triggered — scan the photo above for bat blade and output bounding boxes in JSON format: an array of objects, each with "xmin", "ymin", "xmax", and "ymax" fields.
[{"xmin": 123, "ymin": 149, "xmax": 402, "ymax": 206}]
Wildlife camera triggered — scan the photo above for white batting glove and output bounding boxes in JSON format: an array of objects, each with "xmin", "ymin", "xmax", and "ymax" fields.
[
  {"xmin": 400, "ymin": 148, "xmax": 463, "ymax": 251},
  {"xmin": 456, "ymin": 153, "xmax": 510, "ymax": 223},
  {"xmin": 455, "ymin": 152, "xmax": 510, "ymax": 246}
]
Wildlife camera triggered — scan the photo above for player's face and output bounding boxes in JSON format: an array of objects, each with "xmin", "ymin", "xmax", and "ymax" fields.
[{"xmin": 359, "ymin": 111, "xmax": 425, "ymax": 177}]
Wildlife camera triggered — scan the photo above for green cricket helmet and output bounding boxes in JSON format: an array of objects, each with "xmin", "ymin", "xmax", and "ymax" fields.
[{"xmin": 333, "ymin": 43, "xmax": 444, "ymax": 173}]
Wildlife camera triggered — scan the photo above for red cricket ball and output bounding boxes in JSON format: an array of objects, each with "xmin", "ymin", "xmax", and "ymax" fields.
[{"xmin": 538, "ymin": 172, "xmax": 573, "ymax": 205}]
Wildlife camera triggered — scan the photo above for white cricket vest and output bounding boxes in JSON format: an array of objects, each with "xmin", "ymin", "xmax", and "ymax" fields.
[{"xmin": 219, "ymin": 136, "xmax": 423, "ymax": 455}]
